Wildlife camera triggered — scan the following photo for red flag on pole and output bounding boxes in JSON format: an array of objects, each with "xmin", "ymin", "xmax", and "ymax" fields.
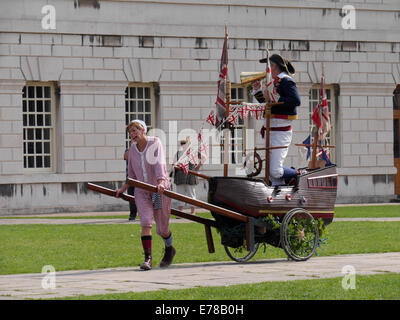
[
  {"xmin": 215, "ymin": 31, "xmax": 228, "ymax": 125},
  {"xmin": 311, "ymin": 75, "xmax": 330, "ymax": 140}
]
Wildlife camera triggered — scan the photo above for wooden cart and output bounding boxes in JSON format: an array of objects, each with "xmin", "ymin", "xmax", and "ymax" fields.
[{"xmin": 88, "ymin": 164, "xmax": 337, "ymax": 263}]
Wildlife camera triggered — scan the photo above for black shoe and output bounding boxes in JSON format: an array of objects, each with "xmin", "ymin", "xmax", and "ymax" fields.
[
  {"xmin": 129, "ymin": 215, "xmax": 136, "ymax": 221},
  {"xmin": 159, "ymin": 246, "xmax": 176, "ymax": 268}
]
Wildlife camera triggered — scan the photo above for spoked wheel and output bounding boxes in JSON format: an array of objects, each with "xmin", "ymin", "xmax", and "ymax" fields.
[
  {"xmin": 224, "ymin": 242, "xmax": 260, "ymax": 263},
  {"xmin": 280, "ymin": 208, "xmax": 319, "ymax": 261},
  {"xmin": 244, "ymin": 152, "xmax": 262, "ymax": 178}
]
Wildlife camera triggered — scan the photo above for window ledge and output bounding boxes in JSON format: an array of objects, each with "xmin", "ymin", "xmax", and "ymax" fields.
[{"xmin": 0, "ymin": 173, "xmax": 126, "ymax": 185}]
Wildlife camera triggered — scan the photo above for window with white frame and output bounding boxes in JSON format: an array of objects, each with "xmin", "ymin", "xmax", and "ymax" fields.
[
  {"xmin": 309, "ymin": 85, "xmax": 336, "ymax": 163},
  {"xmin": 22, "ymin": 82, "xmax": 56, "ymax": 172},
  {"xmin": 125, "ymin": 84, "xmax": 156, "ymax": 149},
  {"xmin": 220, "ymin": 85, "xmax": 248, "ymax": 164}
]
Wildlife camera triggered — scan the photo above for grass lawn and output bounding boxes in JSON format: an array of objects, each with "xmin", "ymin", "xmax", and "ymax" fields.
[
  {"xmin": 60, "ymin": 272, "xmax": 400, "ymax": 300},
  {"xmin": 334, "ymin": 205, "xmax": 400, "ymax": 218},
  {"xmin": 1, "ymin": 221, "xmax": 400, "ymax": 275}
]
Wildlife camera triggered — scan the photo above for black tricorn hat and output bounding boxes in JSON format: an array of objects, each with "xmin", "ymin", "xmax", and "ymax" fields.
[{"xmin": 259, "ymin": 54, "xmax": 295, "ymax": 75}]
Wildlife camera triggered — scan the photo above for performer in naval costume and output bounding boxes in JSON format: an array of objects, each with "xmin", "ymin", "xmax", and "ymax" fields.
[{"xmin": 252, "ymin": 54, "xmax": 301, "ymax": 186}]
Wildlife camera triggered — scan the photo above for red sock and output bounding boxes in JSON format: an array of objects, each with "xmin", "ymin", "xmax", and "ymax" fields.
[{"xmin": 141, "ymin": 235, "xmax": 152, "ymax": 257}]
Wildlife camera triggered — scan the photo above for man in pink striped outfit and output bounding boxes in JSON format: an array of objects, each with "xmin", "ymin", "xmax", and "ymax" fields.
[{"xmin": 116, "ymin": 120, "xmax": 175, "ymax": 271}]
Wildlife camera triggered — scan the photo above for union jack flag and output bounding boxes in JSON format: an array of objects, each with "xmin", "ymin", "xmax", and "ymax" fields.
[
  {"xmin": 237, "ymin": 105, "xmax": 248, "ymax": 120},
  {"xmin": 265, "ymin": 49, "xmax": 279, "ymax": 103},
  {"xmin": 321, "ymin": 148, "xmax": 332, "ymax": 166},
  {"xmin": 312, "ymin": 75, "xmax": 331, "ymax": 140},
  {"xmin": 302, "ymin": 135, "xmax": 311, "ymax": 160},
  {"xmin": 177, "ymin": 161, "xmax": 190, "ymax": 175},
  {"xmin": 215, "ymin": 32, "xmax": 228, "ymax": 126},
  {"xmin": 255, "ymin": 105, "xmax": 264, "ymax": 119},
  {"xmin": 227, "ymin": 109, "xmax": 238, "ymax": 126},
  {"xmin": 187, "ymin": 153, "xmax": 198, "ymax": 167},
  {"xmin": 206, "ymin": 111, "xmax": 216, "ymax": 126}
]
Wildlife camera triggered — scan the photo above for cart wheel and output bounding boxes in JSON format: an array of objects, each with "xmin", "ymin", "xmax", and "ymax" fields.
[
  {"xmin": 280, "ymin": 208, "xmax": 319, "ymax": 261},
  {"xmin": 244, "ymin": 152, "xmax": 262, "ymax": 177},
  {"xmin": 224, "ymin": 242, "xmax": 260, "ymax": 263}
]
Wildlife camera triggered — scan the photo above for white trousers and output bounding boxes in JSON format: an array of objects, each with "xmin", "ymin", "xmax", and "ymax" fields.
[{"xmin": 269, "ymin": 130, "xmax": 292, "ymax": 186}]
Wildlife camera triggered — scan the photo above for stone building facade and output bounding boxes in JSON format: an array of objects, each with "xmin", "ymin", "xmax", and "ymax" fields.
[{"xmin": 0, "ymin": 0, "xmax": 399, "ymax": 214}]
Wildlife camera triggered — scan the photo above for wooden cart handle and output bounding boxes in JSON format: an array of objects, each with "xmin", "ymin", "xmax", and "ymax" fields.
[
  {"xmin": 127, "ymin": 178, "xmax": 249, "ymax": 223},
  {"xmin": 87, "ymin": 183, "xmax": 135, "ymax": 202}
]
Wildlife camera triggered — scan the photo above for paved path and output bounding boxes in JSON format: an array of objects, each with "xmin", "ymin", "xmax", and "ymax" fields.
[{"xmin": 0, "ymin": 252, "xmax": 399, "ymax": 300}]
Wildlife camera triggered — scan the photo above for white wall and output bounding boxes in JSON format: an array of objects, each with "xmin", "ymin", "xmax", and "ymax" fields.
[{"xmin": 0, "ymin": 0, "xmax": 399, "ymax": 213}]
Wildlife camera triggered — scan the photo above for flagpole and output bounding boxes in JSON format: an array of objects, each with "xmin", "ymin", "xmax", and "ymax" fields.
[
  {"xmin": 223, "ymin": 26, "xmax": 230, "ymax": 177},
  {"xmin": 310, "ymin": 123, "xmax": 319, "ymax": 169},
  {"xmin": 264, "ymin": 49, "xmax": 271, "ymax": 184},
  {"xmin": 310, "ymin": 63, "xmax": 324, "ymax": 169}
]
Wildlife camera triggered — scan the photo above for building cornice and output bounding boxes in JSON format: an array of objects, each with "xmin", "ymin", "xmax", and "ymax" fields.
[{"xmin": 1, "ymin": 0, "xmax": 399, "ymax": 42}]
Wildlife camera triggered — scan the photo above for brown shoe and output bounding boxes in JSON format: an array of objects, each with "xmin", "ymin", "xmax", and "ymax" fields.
[
  {"xmin": 159, "ymin": 246, "xmax": 176, "ymax": 268},
  {"xmin": 140, "ymin": 256, "xmax": 152, "ymax": 271}
]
